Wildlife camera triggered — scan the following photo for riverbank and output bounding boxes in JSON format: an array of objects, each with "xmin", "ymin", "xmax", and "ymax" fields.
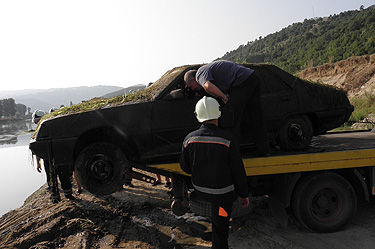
[{"xmin": 1, "ymin": 173, "xmax": 375, "ymax": 249}]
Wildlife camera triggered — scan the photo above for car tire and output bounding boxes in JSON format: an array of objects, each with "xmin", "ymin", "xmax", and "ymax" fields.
[
  {"xmin": 292, "ymin": 172, "xmax": 357, "ymax": 233},
  {"xmin": 75, "ymin": 142, "xmax": 128, "ymax": 196},
  {"xmin": 277, "ymin": 115, "xmax": 313, "ymax": 151},
  {"xmin": 189, "ymin": 191, "xmax": 253, "ymax": 218}
]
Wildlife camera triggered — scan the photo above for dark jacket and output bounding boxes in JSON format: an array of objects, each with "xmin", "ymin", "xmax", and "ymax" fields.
[{"xmin": 180, "ymin": 123, "xmax": 248, "ymax": 203}]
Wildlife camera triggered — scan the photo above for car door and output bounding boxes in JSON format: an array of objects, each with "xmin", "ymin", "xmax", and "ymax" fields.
[
  {"xmin": 149, "ymin": 86, "xmax": 201, "ymax": 161},
  {"xmin": 257, "ymin": 67, "xmax": 300, "ymax": 132}
]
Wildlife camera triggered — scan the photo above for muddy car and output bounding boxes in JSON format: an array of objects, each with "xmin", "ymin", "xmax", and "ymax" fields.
[{"xmin": 29, "ymin": 63, "xmax": 353, "ymax": 196}]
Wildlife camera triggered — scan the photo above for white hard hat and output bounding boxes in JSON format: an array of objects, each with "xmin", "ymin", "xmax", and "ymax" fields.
[
  {"xmin": 49, "ymin": 107, "xmax": 58, "ymax": 113},
  {"xmin": 32, "ymin": 110, "xmax": 46, "ymax": 118},
  {"xmin": 32, "ymin": 110, "xmax": 46, "ymax": 124},
  {"xmin": 195, "ymin": 96, "xmax": 221, "ymax": 122}
]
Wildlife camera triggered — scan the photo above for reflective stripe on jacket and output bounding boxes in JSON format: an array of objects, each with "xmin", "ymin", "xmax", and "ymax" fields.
[{"xmin": 183, "ymin": 136, "xmax": 231, "ymax": 148}]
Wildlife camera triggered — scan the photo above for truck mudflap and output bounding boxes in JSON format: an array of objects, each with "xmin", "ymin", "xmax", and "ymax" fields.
[
  {"xmin": 370, "ymin": 167, "xmax": 375, "ymax": 195},
  {"xmin": 170, "ymin": 174, "xmax": 189, "ymax": 216}
]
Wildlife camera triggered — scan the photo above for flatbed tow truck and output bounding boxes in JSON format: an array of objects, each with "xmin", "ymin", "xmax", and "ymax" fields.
[{"xmin": 144, "ymin": 130, "xmax": 375, "ymax": 233}]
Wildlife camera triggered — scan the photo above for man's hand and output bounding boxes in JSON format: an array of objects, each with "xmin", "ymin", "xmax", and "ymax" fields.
[
  {"xmin": 203, "ymin": 81, "xmax": 229, "ymax": 104},
  {"xmin": 222, "ymin": 94, "xmax": 230, "ymax": 104},
  {"xmin": 238, "ymin": 197, "xmax": 250, "ymax": 208},
  {"xmin": 36, "ymin": 160, "xmax": 42, "ymax": 173}
]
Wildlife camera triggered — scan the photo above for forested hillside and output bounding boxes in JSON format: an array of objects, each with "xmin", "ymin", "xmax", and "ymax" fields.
[{"xmin": 220, "ymin": 5, "xmax": 375, "ymax": 74}]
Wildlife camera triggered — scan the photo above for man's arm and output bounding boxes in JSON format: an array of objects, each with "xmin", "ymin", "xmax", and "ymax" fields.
[
  {"xmin": 229, "ymin": 141, "xmax": 250, "ymax": 207},
  {"xmin": 229, "ymin": 139, "xmax": 249, "ymax": 198},
  {"xmin": 203, "ymin": 81, "xmax": 229, "ymax": 104},
  {"xmin": 179, "ymin": 144, "xmax": 192, "ymax": 174}
]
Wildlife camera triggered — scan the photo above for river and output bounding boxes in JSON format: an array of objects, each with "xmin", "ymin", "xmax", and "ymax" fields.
[{"xmin": 0, "ymin": 120, "xmax": 46, "ymax": 216}]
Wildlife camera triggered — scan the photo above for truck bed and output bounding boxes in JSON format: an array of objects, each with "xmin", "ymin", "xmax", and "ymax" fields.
[
  {"xmin": 148, "ymin": 130, "xmax": 375, "ymax": 177},
  {"xmin": 277, "ymin": 130, "xmax": 375, "ymax": 154}
]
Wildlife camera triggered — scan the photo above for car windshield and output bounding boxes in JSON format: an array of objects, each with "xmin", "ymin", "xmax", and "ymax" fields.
[
  {"xmin": 32, "ymin": 65, "xmax": 194, "ymax": 126},
  {"xmin": 146, "ymin": 65, "xmax": 192, "ymax": 100}
]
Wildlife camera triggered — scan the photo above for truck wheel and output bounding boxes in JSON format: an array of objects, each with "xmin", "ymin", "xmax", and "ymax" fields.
[
  {"xmin": 189, "ymin": 191, "xmax": 252, "ymax": 218},
  {"xmin": 277, "ymin": 115, "xmax": 313, "ymax": 151},
  {"xmin": 292, "ymin": 172, "xmax": 357, "ymax": 233},
  {"xmin": 75, "ymin": 142, "xmax": 128, "ymax": 196}
]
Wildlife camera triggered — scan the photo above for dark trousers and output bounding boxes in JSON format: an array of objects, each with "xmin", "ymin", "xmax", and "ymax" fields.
[
  {"xmin": 46, "ymin": 162, "xmax": 73, "ymax": 200},
  {"xmin": 43, "ymin": 160, "xmax": 52, "ymax": 190},
  {"xmin": 228, "ymin": 73, "xmax": 270, "ymax": 155},
  {"xmin": 211, "ymin": 202, "xmax": 233, "ymax": 249}
]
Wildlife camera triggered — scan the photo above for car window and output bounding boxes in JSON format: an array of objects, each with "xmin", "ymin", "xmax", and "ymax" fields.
[
  {"xmin": 161, "ymin": 79, "xmax": 206, "ymax": 100},
  {"xmin": 145, "ymin": 67, "xmax": 188, "ymax": 100},
  {"xmin": 258, "ymin": 67, "xmax": 293, "ymax": 94},
  {"xmin": 150, "ymin": 65, "xmax": 205, "ymax": 100},
  {"xmin": 158, "ymin": 66, "xmax": 206, "ymax": 101}
]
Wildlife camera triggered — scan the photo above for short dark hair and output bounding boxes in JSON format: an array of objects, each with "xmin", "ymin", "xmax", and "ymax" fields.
[{"xmin": 184, "ymin": 70, "xmax": 197, "ymax": 85}]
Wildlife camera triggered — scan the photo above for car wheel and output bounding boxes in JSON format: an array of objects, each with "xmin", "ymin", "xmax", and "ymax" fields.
[
  {"xmin": 277, "ymin": 115, "xmax": 313, "ymax": 151},
  {"xmin": 189, "ymin": 191, "xmax": 253, "ymax": 218},
  {"xmin": 292, "ymin": 172, "xmax": 357, "ymax": 233},
  {"xmin": 75, "ymin": 142, "xmax": 128, "ymax": 196}
]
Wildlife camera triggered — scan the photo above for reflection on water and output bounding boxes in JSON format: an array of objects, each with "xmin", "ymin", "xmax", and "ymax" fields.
[
  {"xmin": 0, "ymin": 119, "xmax": 35, "ymax": 147},
  {"xmin": 0, "ymin": 119, "xmax": 45, "ymax": 217}
]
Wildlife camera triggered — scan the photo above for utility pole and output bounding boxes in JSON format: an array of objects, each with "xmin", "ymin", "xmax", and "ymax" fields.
[{"xmin": 312, "ymin": 6, "xmax": 315, "ymax": 19}]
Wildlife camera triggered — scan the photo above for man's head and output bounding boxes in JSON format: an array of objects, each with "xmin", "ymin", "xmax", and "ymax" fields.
[
  {"xmin": 184, "ymin": 70, "xmax": 202, "ymax": 91},
  {"xmin": 195, "ymin": 96, "xmax": 221, "ymax": 123}
]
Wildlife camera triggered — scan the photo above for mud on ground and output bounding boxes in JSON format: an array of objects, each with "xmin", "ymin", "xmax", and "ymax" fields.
[{"xmin": 1, "ymin": 172, "xmax": 375, "ymax": 249}]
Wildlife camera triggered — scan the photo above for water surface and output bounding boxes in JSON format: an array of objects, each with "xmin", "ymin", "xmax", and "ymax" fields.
[{"xmin": 0, "ymin": 121, "xmax": 46, "ymax": 216}]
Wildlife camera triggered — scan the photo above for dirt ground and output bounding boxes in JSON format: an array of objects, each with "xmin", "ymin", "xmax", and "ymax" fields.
[{"xmin": 1, "ymin": 171, "xmax": 375, "ymax": 249}]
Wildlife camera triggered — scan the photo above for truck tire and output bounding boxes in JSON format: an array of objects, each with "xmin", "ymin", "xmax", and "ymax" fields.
[
  {"xmin": 277, "ymin": 115, "xmax": 313, "ymax": 151},
  {"xmin": 75, "ymin": 142, "xmax": 128, "ymax": 196},
  {"xmin": 189, "ymin": 191, "xmax": 252, "ymax": 219},
  {"xmin": 292, "ymin": 172, "xmax": 357, "ymax": 233}
]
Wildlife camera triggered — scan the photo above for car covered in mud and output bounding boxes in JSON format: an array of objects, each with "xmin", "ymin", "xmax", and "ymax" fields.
[{"xmin": 29, "ymin": 63, "xmax": 353, "ymax": 196}]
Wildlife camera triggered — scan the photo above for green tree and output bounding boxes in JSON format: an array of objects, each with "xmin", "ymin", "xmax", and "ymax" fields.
[
  {"xmin": 16, "ymin": 103, "xmax": 27, "ymax": 116},
  {"xmin": 2, "ymin": 98, "xmax": 17, "ymax": 117},
  {"xmin": 0, "ymin": 101, "xmax": 3, "ymax": 117},
  {"xmin": 220, "ymin": 6, "xmax": 375, "ymax": 74}
]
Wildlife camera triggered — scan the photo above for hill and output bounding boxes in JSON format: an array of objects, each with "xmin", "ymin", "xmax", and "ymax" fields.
[
  {"xmin": 297, "ymin": 54, "xmax": 375, "ymax": 98},
  {"xmin": 0, "ymin": 85, "xmax": 146, "ymax": 113},
  {"xmin": 101, "ymin": 84, "xmax": 146, "ymax": 99},
  {"xmin": 220, "ymin": 5, "xmax": 375, "ymax": 74}
]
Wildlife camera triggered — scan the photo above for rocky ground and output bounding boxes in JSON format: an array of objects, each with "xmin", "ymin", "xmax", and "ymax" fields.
[{"xmin": 1, "ymin": 174, "xmax": 375, "ymax": 249}]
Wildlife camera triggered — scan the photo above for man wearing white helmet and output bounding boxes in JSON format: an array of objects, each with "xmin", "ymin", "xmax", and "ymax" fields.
[
  {"xmin": 184, "ymin": 60, "xmax": 270, "ymax": 157},
  {"xmin": 180, "ymin": 96, "xmax": 249, "ymax": 249},
  {"xmin": 31, "ymin": 109, "xmax": 75, "ymax": 203},
  {"xmin": 31, "ymin": 110, "xmax": 46, "ymax": 124}
]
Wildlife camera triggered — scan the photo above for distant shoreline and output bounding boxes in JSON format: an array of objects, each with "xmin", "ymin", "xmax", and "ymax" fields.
[{"xmin": 0, "ymin": 117, "xmax": 29, "ymax": 123}]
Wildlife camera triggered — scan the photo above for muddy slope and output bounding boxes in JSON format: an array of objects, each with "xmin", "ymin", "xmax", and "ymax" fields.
[{"xmin": 2, "ymin": 179, "xmax": 375, "ymax": 249}]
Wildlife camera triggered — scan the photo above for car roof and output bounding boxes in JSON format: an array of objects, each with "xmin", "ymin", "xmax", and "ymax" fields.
[{"xmin": 39, "ymin": 62, "xmax": 348, "ymax": 122}]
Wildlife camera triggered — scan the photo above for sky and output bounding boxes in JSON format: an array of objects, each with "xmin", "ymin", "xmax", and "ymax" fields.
[{"xmin": 0, "ymin": 0, "xmax": 373, "ymax": 92}]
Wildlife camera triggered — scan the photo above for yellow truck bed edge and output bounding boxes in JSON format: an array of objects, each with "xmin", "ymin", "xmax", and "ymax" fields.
[{"xmin": 148, "ymin": 148, "xmax": 375, "ymax": 177}]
